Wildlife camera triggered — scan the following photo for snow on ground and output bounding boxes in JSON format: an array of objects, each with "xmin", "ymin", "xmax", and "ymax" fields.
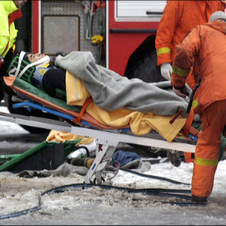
[
  {"xmin": 0, "ymin": 106, "xmax": 28, "ymax": 134},
  {"xmin": 0, "ymin": 106, "xmax": 226, "ymax": 225}
]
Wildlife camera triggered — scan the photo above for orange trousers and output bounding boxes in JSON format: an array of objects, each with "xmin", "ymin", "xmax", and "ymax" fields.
[{"xmin": 192, "ymin": 100, "xmax": 226, "ymax": 198}]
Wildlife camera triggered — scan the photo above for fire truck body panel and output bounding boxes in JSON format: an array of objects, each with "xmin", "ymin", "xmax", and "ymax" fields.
[
  {"xmin": 108, "ymin": 1, "xmax": 166, "ymax": 76},
  {"xmin": 30, "ymin": 0, "xmax": 166, "ymax": 77}
]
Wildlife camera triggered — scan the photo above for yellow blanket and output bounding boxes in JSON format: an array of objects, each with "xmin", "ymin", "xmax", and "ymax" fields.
[
  {"xmin": 65, "ymin": 71, "xmax": 186, "ymax": 142},
  {"xmin": 46, "ymin": 130, "xmax": 94, "ymax": 144}
]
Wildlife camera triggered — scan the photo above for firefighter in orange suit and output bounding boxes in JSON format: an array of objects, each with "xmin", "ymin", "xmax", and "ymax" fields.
[
  {"xmin": 155, "ymin": 0, "xmax": 226, "ymax": 89},
  {"xmin": 155, "ymin": 0, "xmax": 226, "ymax": 164},
  {"xmin": 171, "ymin": 11, "xmax": 226, "ymax": 203}
]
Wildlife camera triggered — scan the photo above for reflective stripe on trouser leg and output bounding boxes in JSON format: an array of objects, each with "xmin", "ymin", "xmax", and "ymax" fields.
[{"xmin": 192, "ymin": 100, "xmax": 226, "ymax": 197}]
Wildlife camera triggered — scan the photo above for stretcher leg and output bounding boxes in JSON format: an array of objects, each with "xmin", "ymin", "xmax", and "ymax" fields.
[{"xmin": 84, "ymin": 144, "xmax": 116, "ymax": 184}]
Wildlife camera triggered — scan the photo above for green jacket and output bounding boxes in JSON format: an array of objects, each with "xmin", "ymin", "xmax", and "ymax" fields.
[{"xmin": 0, "ymin": 1, "xmax": 22, "ymax": 58}]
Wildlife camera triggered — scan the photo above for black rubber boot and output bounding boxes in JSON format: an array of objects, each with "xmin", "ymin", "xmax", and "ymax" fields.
[{"xmin": 192, "ymin": 194, "xmax": 207, "ymax": 204}]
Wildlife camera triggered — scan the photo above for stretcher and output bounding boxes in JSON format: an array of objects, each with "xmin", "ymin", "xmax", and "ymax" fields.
[{"xmin": 0, "ymin": 76, "xmax": 198, "ymax": 184}]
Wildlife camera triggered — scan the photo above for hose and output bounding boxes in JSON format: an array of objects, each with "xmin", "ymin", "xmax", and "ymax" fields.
[{"xmin": 0, "ymin": 180, "xmax": 202, "ymax": 220}]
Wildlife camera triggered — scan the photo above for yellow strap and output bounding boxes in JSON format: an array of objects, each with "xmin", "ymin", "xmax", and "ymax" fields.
[
  {"xmin": 157, "ymin": 47, "xmax": 171, "ymax": 56},
  {"xmin": 194, "ymin": 156, "xmax": 218, "ymax": 167},
  {"xmin": 172, "ymin": 65, "xmax": 190, "ymax": 77}
]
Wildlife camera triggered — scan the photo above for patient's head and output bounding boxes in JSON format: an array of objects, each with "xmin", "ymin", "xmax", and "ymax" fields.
[
  {"xmin": 7, "ymin": 51, "xmax": 50, "ymax": 85},
  {"xmin": 26, "ymin": 53, "xmax": 47, "ymax": 63}
]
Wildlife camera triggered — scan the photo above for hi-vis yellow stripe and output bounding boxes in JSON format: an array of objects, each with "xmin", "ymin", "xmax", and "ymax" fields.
[
  {"xmin": 192, "ymin": 99, "xmax": 198, "ymax": 109},
  {"xmin": 157, "ymin": 47, "xmax": 171, "ymax": 56},
  {"xmin": 172, "ymin": 65, "xmax": 190, "ymax": 77},
  {"xmin": 194, "ymin": 156, "xmax": 218, "ymax": 166}
]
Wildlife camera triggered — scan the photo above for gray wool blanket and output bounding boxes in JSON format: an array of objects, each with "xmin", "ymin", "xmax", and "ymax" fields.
[{"xmin": 55, "ymin": 51, "xmax": 189, "ymax": 118}]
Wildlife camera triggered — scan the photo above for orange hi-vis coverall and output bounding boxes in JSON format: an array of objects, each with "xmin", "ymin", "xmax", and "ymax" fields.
[
  {"xmin": 155, "ymin": 0, "xmax": 226, "ymax": 90},
  {"xmin": 171, "ymin": 20, "xmax": 226, "ymax": 198}
]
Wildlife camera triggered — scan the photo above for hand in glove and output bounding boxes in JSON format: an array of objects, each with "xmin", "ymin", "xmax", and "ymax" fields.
[
  {"xmin": 173, "ymin": 85, "xmax": 190, "ymax": 98},
  {"xmin": 160, "ymin": 63, "xmax": 172, "ymax": 80}
]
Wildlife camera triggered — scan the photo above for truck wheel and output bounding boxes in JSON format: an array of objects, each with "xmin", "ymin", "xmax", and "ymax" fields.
[
  {"xmin": 124, "ymin": 34, "xmax": 166, "ymax": 83},
  {"xmin": 125, "ymin": 49, "xmax": 166, "ymax": 83}
]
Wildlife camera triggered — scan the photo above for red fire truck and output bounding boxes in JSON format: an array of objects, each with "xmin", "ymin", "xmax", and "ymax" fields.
[
  {"xmin": 5, "ymin": 0, "xmax": 167, "ymax": 132},
  {"xmin": 17, "ymin": 0, "xmax": 166, "ymax": 79}
]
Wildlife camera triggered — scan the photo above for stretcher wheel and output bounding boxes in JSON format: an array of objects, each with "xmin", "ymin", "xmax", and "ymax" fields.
[{"xmin": 93, "ymin": 176, "xmax": 105, "ymax": 185}]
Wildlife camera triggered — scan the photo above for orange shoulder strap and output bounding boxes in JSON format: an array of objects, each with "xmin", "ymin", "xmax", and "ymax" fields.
[{"xmin": 73, "ymin": 97, "xmax": 93, "ymax": 124}]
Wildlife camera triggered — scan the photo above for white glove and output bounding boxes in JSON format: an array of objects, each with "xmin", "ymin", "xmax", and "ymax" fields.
[{"xmin": 160, "ymin": 63, "xmax": 172, "ymax": 81}]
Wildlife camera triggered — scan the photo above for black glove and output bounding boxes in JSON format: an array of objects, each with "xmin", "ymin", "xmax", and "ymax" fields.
[{"xmin": 173, "ymin": 85, "xmax": 190, "ymax": 98}]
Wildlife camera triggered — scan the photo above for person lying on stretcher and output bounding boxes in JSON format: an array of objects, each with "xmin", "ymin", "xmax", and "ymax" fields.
[
  {"xmin": 6, "ymin": 50, "xmax": 189, "ymax": 117},
  {"xmin": 7, "ymin": 51, "xmax": 67, "ymax": 100},
  {"xmin": 5, "ymin": 51, "xmax": 226, "ymax": 163}
]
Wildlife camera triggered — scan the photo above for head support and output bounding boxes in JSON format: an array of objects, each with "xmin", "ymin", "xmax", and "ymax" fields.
[
  {"xmin": 209, "ymin": 11, "xmax": 226, "ymax": 22},
  {"xmin": 7, "ymin": 51, "xmax": 35, "ymax": 83}
]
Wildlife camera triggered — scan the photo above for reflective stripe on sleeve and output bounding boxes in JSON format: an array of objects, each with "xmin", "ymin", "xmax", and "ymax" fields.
[
  {"xmin": 194, "ymin": 156, "xmax": 218, "ymax": 167},
  {"xmin": 157, "ymin": 47, "xmax": 171, "ymax": 56},
  {"xmin": 172, "ymin": 65, "xmax": 190, "ymax": 77}
]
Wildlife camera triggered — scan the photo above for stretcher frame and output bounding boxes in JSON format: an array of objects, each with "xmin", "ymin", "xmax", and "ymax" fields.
[
  {"xmin": 1, "ymin": 76, "xmax": 197, "ymax": 184},
  {"xmin": 0, "ymin": 108, "xmax": 196, "ymax": 184}
]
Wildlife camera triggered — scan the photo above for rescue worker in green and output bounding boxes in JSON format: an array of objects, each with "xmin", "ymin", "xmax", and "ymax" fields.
[
  {"xmin": 0, "ymin": 0, "xmax": 27, "ymax": 99},
  {"xmin": 171, "ymin": 11, "xmax": 226, "ymax": 204}
]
